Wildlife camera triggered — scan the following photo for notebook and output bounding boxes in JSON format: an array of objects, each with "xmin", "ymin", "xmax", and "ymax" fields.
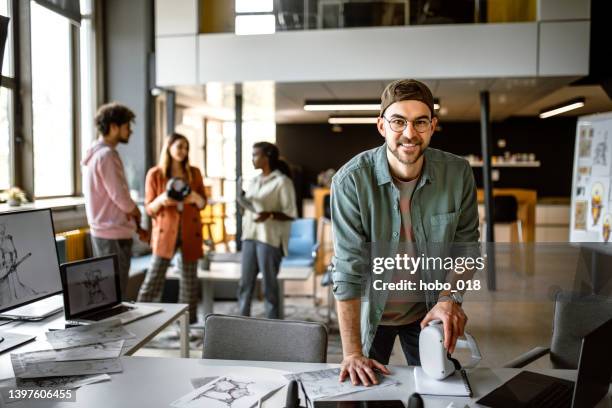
[{"xmin": 413, "ymin": 367, "xmax": 473, "ymax": 397}]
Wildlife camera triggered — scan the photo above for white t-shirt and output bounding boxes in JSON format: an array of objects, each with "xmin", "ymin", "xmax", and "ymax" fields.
[{"xmin": 241, "ymin": 170, "xmax": 298, "ymax": 255}]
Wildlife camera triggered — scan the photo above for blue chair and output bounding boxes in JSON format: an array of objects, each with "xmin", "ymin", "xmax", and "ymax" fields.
[{"xmin": 281, "ymin": 218, "xmax": 319, "ymax": 305}]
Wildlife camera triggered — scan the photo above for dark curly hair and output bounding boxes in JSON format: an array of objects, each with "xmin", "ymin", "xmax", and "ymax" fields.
[{"xmin": 94, "ymin": 102, "xmax": 136, "ymax": 135}]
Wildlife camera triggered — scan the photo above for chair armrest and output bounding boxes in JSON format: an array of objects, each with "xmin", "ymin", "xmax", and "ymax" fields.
[{"xmin": 503, "ymin": 346, "xmax": 550, "ymax": 368}]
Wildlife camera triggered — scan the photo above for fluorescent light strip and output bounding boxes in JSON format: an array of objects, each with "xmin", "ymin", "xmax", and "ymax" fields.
[
  {"xmin": 305, "ymin": 104, "xmax": 381, "ymax": 112},
  {"xmin": 328, "ymin": 117, "xmax": 378, "ymax": 124},
  {"xmin": 539, "ymin": 101, "xmax": 584, "ymax": 119}
]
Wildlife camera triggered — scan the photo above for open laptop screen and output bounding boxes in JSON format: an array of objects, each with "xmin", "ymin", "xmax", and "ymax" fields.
[
  {"xmin": 61, "ymin": 255, "xmax": 121, "ymax": 318},
  {"xmin": 572, "ymin": 316, "xmax": 612, "ymax": 408}
]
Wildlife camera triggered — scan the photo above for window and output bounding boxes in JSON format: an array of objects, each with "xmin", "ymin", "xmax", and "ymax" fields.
[
  {"xmin": 31, "ymin": 1, "xmax": 74, "ymax": 197},
  {"xmin": 79, "ymin": 0, "xmax": 95, "ymax": 158},
  {"xmin": 234, "ymin": 0, "xmax": 275, "ymax": 35},
  {"xmin": 0, "ymin": 0, "xmax": 13, "ymax": 190},
  {"xmin": 0, "ymin": 87, "xmax": 10, "ymax": 189}
]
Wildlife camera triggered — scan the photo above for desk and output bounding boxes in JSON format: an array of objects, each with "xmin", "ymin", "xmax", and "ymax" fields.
[
  {"xmin": 172, "ymin": 262, "xmax": 312, "ymax": 319},
  {"xmin": 0, "ymin": 302, "xmax": 189, "ymax": 381},
  {"xmin": 3, "ymin": 358, "xmax": 610, "ymax": 407}
]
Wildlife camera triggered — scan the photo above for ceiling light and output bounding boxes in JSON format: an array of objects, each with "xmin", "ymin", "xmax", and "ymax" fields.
[
  {"xmin": 539, "ymin": 97, "xmax": 585, "ymax": 119},
  {"xmin": 328, "ymin": 116, "xmax": 378, "ymax": 124},
  {"xmin": 304, "ymin": 100, "xmax": 380, "ymax": 112}
]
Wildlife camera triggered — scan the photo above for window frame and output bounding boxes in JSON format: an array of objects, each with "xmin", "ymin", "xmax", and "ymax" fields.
[
  {"xmin": 7, "ymin": 0, "xmax": 94, "ymax": 200},
  {"xmin": 1, "ymin": 0, "xmax": 15, "ymax": 190}
]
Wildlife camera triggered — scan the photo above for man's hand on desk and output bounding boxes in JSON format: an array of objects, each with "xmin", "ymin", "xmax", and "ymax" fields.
[
  {"xmin": 339, "ymin": 353, "xmax": 390, "ymax": 387},
  {"xmin": 420, "ymin": 300, "xmax": 467, "ymax": 354}
]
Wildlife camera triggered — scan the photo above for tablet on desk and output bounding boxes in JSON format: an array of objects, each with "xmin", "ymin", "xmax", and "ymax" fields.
[{"xmin": 314, "ymin": 401, "xmax": 405, "ymax": 408}]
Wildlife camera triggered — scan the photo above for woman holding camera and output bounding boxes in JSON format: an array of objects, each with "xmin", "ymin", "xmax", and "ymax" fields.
[{"xmin": 137, "ymin": 133, "xmax": 206, "ymax": 323}]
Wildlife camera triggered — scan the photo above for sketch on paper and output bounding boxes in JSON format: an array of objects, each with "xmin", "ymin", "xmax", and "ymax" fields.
[
  {"xmin": 574, "ymin": 201, "xmax": 587, "ymax": 230},
  {"xmin": 603, "ymin": 214, "xmax": 611, "ymax": 242},
  {"xmin": 11, "ymin": 340, "xmax": 124, "ymax": 367},
  {"xmin": 0, "ymin": 223, "xmax": 39, "ymax": 303},
  {"xmin": 196, "ymin": 377, "xmax": 252, "ymax": 406},
  {"xmin": 578, "ymin": 126, "xmax": 593, "ymax": 158},
  {"xmin": 171, "ymin": 375, "xmax": 285, "ymax": 408},
  {"xmin": 46, "ymin": 319, "xmax": 135, "ymax": 349},
  {"xmin": 0, "ymin": 373, "xmax": 110, "ymax": 389},
  {"xmin": 590, "ymin": 182, "xmax": 605, "ymax": 226},
  {"xmin": 77, "ymin": 269, "xmax": 110, "ymax": 305},
  {"xmin": 285, "ymin": 368, "xmax": 399, "ymax": 401},
  {"xmin": 11, "ymin": 354, "xmax": 122, "ymax": 379},
  {"xmin": 592, "ymin": 130, "xmax": 612, "ymax": 177},
  {"xmin": 593, "ymin": 139, "xmax": 608, "ymax": 166}
]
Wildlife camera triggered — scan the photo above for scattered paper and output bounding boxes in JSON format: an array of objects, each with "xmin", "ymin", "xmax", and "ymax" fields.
[
  {"xmin": 171, "ymin": 375, "xmax": 286, "ymax": 408},
  {"xmin": 0, "ymin": 374, "xmax": 110, "ymax": 403},
  {"xmin": 45, "ymin": 320, "xmax": 135, "ymax": 349},
  {"xmin": 190, "ymin": 377, "xmax": 219, "ymax": 389},
  {"xmin": 11, "ymin": 340, "xmax": 124, "ymax": 365},
  {"xmin": 11, "ymin": 356, "xmax": 122, "ymax": 379},
  {"xmin": 285, "ymin": 368, "xmax": 399, "ymax": 401}
]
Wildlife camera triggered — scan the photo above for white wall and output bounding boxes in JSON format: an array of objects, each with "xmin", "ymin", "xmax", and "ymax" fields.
[
  {"xmin": 153, "ymin": 0, "xmax": 591, "ymax": 86},
  {"xmin": 539, "ymin": 21, "xmax": 590, "ymax": 76},
  {"xmin": 155, "ymin": 0, "xmax": 198, "ymax": 35},
  {"xmin": 195, "ymin": 23, "xmax": 539, "ymax": 83}
]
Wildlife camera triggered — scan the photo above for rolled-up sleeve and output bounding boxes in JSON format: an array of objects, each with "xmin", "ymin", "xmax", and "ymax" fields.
[{"xmin": 330, "ymin": 175, "xmax": 367, "ymax": 301}]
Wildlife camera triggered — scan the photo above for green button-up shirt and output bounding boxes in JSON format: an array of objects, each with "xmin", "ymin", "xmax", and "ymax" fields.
[{"xmin": 330, "ymin": 143, "xmax": 480, "ymax": 356}]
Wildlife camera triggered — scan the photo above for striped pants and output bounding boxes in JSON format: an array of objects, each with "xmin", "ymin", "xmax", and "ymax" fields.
[{"xmin": 137, "ymin": 254, "xmax": 199, "ymax": 323}]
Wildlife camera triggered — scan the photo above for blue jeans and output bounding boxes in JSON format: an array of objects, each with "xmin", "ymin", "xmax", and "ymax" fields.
[
  {"xmin": 368, "ymin": 320, "xmax": 423, "ymax": 365},
  {"xmin": 238, "ymin": 240, "xmax": 283, "ymax": 319}
]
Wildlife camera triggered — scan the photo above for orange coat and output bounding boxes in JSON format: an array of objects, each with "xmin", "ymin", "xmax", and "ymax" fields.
[{"xmin": 145, "ymin": 166, "xmax": 206, "ymax": 262}]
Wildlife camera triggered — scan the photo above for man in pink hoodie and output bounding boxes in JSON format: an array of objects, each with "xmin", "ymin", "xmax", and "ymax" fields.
[{"xmin": 82, "ymin": 102, "xmax": 140, "ymax": 297}]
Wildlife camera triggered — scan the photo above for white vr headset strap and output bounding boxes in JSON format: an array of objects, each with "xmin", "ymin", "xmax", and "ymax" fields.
[{"xmin": 454, "ymin": 332, "xmax": 482, "ymax": 369}]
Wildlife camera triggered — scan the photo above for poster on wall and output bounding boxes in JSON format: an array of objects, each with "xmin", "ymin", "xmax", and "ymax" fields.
[{"xmin": 570, "ymin": 112, "xmax": 612, "ymax": 242}]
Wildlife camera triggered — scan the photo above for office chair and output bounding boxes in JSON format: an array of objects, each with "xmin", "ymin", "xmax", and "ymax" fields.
[
  {"xmin": 281, "ymin": 218, "xmax": 319, "ymax": 306},
  {"xmin": 202, "ymin": 314, "xmax": 328, "ymax": 363},
  {"xmin": 481, "ymin": 195, "xmax": 523, "ymax": 242},
  {"xmin": 504, "ymin": 290, "xmax": 612, "ymax": 369}
]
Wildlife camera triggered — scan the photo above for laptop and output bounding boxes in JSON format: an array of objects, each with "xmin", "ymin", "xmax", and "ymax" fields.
[
  {"xmin": 60, "ymin": 255, "xmax": 161, "ymax": 325},
  {"xmin": 0, "ymin": 294, "xmax": 64, "ymax": 321},
  {"xmin": 477, "ymin": 316, "xmax": 612, "ymax": 408}
]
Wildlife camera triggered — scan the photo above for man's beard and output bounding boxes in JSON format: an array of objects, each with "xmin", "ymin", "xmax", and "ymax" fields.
[{"xmin": 387, "ymin": 141, "xmax": 426, "ymax": 165}]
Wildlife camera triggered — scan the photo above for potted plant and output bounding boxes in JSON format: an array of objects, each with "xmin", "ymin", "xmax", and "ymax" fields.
[{"xmin": 1, "ymin": 187, "xmax": 28, "ymax": 207}]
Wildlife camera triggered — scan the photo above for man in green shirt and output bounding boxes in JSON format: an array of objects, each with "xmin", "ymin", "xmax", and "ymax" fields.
[{"xmin": 331, "ymin": 79, "xmax": 479, "ymax": 386}]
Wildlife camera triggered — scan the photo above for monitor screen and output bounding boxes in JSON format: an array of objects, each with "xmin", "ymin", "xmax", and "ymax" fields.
[
  {"xmin": 62, "ymin": 256, "xmax": 119, "ymax": 317},
  {"xmin": 0, "ymin": 209, "xmax": 62, "ymax": 313}
]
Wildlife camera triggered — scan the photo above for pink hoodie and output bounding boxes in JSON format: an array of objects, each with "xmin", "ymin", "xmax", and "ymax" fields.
[{"xmin": 81, "ymin": 140, "xmax": 137, "ymax": 239}]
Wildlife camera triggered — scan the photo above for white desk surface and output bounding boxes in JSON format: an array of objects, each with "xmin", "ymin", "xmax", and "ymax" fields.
[
  {"xmin": 2, "ymin": 357, "xmax": 610, "ymax": 407},
  {"xmin": 169, "ymin": 261, "xmax": 312, "ymax": 281},
  {"xmin": 0, "ymin": 302, "xmax": 188, "ymax": 381}
]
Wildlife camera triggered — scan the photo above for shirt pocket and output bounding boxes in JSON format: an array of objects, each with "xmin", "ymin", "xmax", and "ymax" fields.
[{"xmin": 428, "ymin": 211, "xmax": 459, "ymax": 242}]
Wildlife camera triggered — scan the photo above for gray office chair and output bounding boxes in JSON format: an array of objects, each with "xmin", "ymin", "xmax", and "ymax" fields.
[
  {"xmin": 202, "ymin": 314, "xmax": 328, "ymax": 363},
  {"xmin": 504, "ymin": 291, "xmax": 612, "ymax": 369}
]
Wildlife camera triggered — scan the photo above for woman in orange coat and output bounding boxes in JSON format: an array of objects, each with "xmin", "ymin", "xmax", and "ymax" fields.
[{"xmin": 137, "ymin": 133, "xmax": 206, "ymax": 323}]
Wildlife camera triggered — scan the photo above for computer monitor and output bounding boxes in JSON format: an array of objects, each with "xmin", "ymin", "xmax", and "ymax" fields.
[{"xmin": 0, "ymin": 208, "xmax": 63, "ymax": 314}]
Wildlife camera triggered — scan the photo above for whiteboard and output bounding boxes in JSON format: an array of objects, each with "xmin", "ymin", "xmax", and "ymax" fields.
[{"xmin": 569, "ymin": 112, "xmax": 612, "ymax": 242}]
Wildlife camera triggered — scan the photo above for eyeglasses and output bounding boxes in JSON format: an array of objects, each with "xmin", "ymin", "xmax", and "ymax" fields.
[{"xmin": 383, "ymin": 116, "xmax": 432, "ymax": 133}]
